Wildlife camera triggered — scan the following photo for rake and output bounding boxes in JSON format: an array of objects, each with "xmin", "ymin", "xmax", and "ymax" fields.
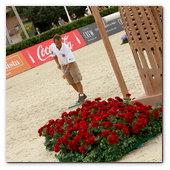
[{"xmin": 61, "ymin": 70, "xmax": 85, "ymax": 109}]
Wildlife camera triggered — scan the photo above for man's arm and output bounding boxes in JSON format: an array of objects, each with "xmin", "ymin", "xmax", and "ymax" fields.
[
  {"xmin": 63, "ymin": 62, "xmax": 73, "ymax": 79},
  {"xmin": 65, "ymin": 62, "xmax": 73, "ymax": 72},
  {"xmin": 53, "ymin": 56, "xmax": 61, "ymax": 69}
]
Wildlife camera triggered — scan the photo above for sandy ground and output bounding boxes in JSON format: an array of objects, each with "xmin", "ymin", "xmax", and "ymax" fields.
[{"xmin": 6, "ymin": 30, "xmax": 162, "ymax": 162}]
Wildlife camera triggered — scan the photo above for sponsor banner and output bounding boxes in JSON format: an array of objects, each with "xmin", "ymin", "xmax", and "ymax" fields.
[
  {"xmin": 21, "ymin": 29, "xmax": 87, "ymax": 68},
  {"xmin": 61, "ymin": 29, "xmax": 87, "ymax": 51},
  {"xmin": 21, "ymin": 38, "xmax": 54, "ymax": 68},
  {"xmin": 77, "ymin": 17, "xmax": 124, "ymax": 44},
  {"xmin": 6, "ymin": 51, "xmax": 31, "ymax": 79}
]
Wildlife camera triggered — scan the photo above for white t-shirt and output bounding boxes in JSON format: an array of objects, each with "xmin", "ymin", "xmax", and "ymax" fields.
[{"xmin": 50, "ymin": 43, "xmax": 76, "ymax": 65}]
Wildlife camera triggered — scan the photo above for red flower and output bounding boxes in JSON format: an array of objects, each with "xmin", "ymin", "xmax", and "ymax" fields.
[
  {"xmin": 73, "ymin": 135, "xmax": 81, "ymax": 144},
  {"xmin": 125, "ymin": 105, "xmax": 137, "ymax": 113},
  {"xmin": 90, "ymin": 136, "xmax": 95, "ymax": 145},
  {"xmin": 101, "ymin": 121, "xmax": 113, "ymax": 128},
  {"xmin": 61, "ymin": 134, "xmax": 71, "ymax": 144},
  {"xmin": 99, "ymin": 105, "xmax": 107, "ymax": 111},
  {"xmin": 101, "ymin": 121, "xmax": 107, "ymax": 127},
  {"xmin": 79, "ymin": 133, "xmax": 85, "ymax": 138},
  {"xmin": 108, "ymin": 109, "xmax": 117, "ymax": 116},
  {"xmin": 138, "ymin": 114, "xmax": 148, "ymax": 119},
  {"xmin": 51, "ymin": 131, "xmax": 54, "ymax": 137},
  {"xmin": 153, "ymin": 110, "xmax": 159, "ymax": 119},
  {"xmin": 116, "ymin": 102, "xmax": 124, "ymax": 107},
  {"xmin": 79, "ymin": 145, "xmax": 86, "ymax": 154},
  {"xmin": 84, "ymin": 132, "xmax": 91, "ymax": 139},
  {"xmin": 101, "ymin": 114, "xmax": 109, "ymax": 120},
  {"xmin": 145, "ymin": 105, "xmax": 152, "ymax": 110},
  {"xmin": 107, "ymin": 98, "xmax": 114, "ymax": 102},
  {"xmin": 136, "ymin": 118, "xmax": 148, "ymax": 127},
  {"xmin": 102, "ymin": 130, "xmax": 110, "ymax": 138},
  {"xmin": 76, "ymin": 108, "xmax": 81, "ymax": 112},
  {"xmin": 137, "ymin": 107, "xmax": 145, "ymax": 113},
  {"xmin": 122, "ymin": 127, "xmax": 129, "ymax": 137},
  {"xmin": 144, "ymin": 110, "xmax": 152, "ymax": 117},
  {"xmin": 115, "ymin": 122, "xmax": 123, "ymax": 130},
  {"xmin": 90, "ymin": 114, "xmax": 96, "ymax": 120},
  {"xmin": 126, "ymin": 93, "xmax": 131, "ymax": 97},
  {"xmin": 125, "ymin": 112, "xmax": 134, "ymax": 124},
  {"xmin": 54, "ymin": 144, "xmax": 60, "ymax": 152},
  {"xmin": 107, "ymin": 121, "xmax": 113, "ymax": 128},
  {"xmin": 159, "ymin": 107, "xmax": 162, "ymax": 113},
  {"xmin": 117, "ymin": 113, "xmax": 126, "ymax": 118},
  {"xmin": 68, "ymin": 141, "xmax": 74, "ymax": 151},
  {"xmin": 95, "ymin": 111, "xmax": 101, "ymax": 117},
  {"xmin": 95, "ymin": 116, "xmax": 102, "ymax": 122},
  {"xmin": 91, "ymin": 120, "xmax": 99, "ymax": 128},
  {"xmin": 85, "ymin": 138, "xmax": 92, "ymax": 145},
  {"xmin": 122, "ymin": 125, "xmax": 129, "ymax": 129},
  {"xmin": 57, "ymin": 138, "xmax": 62, "ymax": 145},
  {"xmin": 95, "ymin": 97, "xmax": 102, "ymax": 101},
  {"xmin": 85, "ymin": 136, "xmax": 95, "ymax": 145},
  {"xmin": 108, "ymin": 134, "xmax": 118, "ymax": 145},
  {"xmin": 111, "ymin": 131, "xmax": 116, "ymax": 135},
  {"xmin": 46, "ymin": 127, "xmax": 50, "ymax": 135},
  {"xmin": 134, "ymin": 101, "xmax": 143, "ymax": 107},
  {"xmin": 132, "ymin": 126, "xmax": 140, "ymax": 134},
  {"xmin": 68, "ymin": 141, "xmax": 78, "ymax": 151},
  {"xmin": 74, "ymin": 118, "xmax": 82, "ymax": 124},
  {"xmin": 115, "ymin": 96, "xmax": 123, "ymax": 101},
  {"xmin": 66, "ymin": 119, "xmax": 72, "ymax": 124},
  {"xmin": 38, "ymin": 127, "xmax": 43, "ymax": 136},
  {"xmin": 93, "ymin": 105, "xmax": 99, "ymax": 110},
  {"xmin": 49, "ymin": 119, "xmax": 55, "ymax": 125},
  {"xmin": 59, "ymin": 129, "xmax": 64, "ymax": 135},
  {"xmin": 74, "ymin": 124, "xmax": 79, "ymax": 131},
  {"xmin": 69, "ymin": 111, "xmax": 79, "ymax": 117},
  {"xmin": 61, "ymin": 112, "xmax": 68, "ymax": 118}
]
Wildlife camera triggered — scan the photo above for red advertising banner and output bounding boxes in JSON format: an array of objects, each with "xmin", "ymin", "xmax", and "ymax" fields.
[
  {"xmin": 61, "ymin": 29, "xmax": 87, "ymax": 51},
  {"xmin": 21, "ymin": 29, "xmax": 87, "ymax": 68},
  {"xmin": 21, "ymin": 38, "xmax": 53, "ymax": 68}
]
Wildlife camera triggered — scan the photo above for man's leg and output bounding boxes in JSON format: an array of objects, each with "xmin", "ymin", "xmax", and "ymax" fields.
[
  {"xmin": 71, "ymin": 83, "xmax": 79, "ymax": 92},
  {"xmin": 76, "ymin": 82, "xmax": 83, "ymax": 94}
]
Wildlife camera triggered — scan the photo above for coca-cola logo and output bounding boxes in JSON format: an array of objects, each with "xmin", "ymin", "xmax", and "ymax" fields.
[
  {"xmin": 62, "ymin": 35, "xmax": 74, "ymax": 50},
  {"xmin": 37, "ymin": 45, "xmax": 53, "ymax": 61}
]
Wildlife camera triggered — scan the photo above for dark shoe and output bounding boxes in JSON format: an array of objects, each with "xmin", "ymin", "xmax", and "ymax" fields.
[
  {"xmin": 79, "ymin": 95, "xmax": 85, "ymax": 103},
  {"xmin": 78, "ymin": 93, "xmax": 87, "ymax": 103}
]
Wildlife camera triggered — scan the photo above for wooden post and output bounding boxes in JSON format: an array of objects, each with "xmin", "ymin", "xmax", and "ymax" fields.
[{"xmin": 91, "ymin": 6, "xmax": 128, "ymax": 98}]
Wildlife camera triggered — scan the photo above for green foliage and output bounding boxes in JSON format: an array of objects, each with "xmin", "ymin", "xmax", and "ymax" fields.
[
  {"xmin": 19, "ymin": 21, "xmax": 35, "ymax": 40},
  {"xmin": 6, "ymin": 6, "xmax": 119, "ymax": 56}
]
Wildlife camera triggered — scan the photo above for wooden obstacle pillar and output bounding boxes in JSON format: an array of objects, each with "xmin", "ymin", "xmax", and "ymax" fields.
[
  {"xmin": 119, "ymin": 6, "xmax": 162, "ymax": 105},
  {"xmin": 91, "ymin": 6, "xmax": 129, "ymax": 98}
]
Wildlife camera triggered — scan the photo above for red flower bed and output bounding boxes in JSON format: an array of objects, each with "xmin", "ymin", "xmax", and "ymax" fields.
[{"xmin": 38, "ymin": 94, "xmax": 162, "ymax": 162}]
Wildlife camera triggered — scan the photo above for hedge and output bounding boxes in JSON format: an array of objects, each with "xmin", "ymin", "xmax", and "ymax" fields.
[{"xmin": 6, "ymin": 6, "xmax": 119, "ymax": 56}]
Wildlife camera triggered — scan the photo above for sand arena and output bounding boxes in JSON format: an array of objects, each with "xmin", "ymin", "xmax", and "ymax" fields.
[{"xmin": 6, "ymin": 30, "xmax": 162, "ymax": 162}]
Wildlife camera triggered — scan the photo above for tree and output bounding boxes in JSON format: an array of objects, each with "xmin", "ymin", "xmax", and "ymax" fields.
[{"xmin": 8, "ymin": 6, "xmax": 87, "ymax": 31}]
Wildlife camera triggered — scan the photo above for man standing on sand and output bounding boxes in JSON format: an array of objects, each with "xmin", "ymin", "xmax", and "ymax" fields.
[{"xmin": 50, "ymin": 34, "xmax": 87, "ymax": 103}]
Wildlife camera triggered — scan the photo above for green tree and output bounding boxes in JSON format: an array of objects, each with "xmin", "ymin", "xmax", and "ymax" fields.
[{"xmin": 8, "ymin": 6, "xmax": 87, "ymax": 31}]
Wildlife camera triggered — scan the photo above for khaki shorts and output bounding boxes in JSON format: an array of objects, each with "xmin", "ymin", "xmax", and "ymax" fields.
[{"xmin": 62, "ymin": 62, "xmax": 82, "ymax": 85}]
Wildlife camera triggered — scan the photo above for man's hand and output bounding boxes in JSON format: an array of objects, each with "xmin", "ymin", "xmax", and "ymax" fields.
[
  {"xmin": 63, "ymin": 73, "xmax": 68, "ymax": 79},
  {"xmin": 57, "ymin": 64, "xmax": 61, "ymax": 70}
]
